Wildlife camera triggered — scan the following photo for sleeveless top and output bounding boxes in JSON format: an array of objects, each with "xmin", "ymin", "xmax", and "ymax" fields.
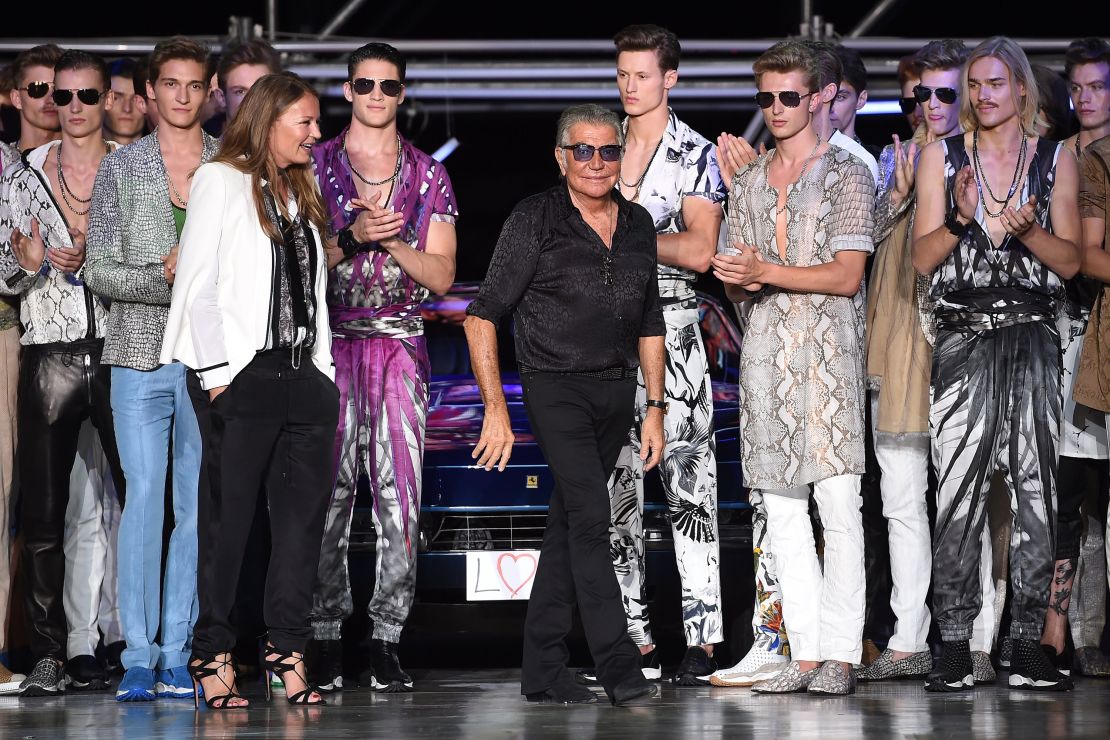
[{"xmin": 932, "ymin": 135, "xmax": 1064, "ymax": 325}]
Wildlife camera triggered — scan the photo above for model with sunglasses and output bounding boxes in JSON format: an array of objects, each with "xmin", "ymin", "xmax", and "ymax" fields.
[
  {"xmin": 897, "ymin": 55, "xmax": 926, "ymax": 136},
  {"xmin": 464, "ymin": 103, "xmax": 663, "ymax": 706},
  {"xmin": 569, "ymin": 24, "xmax": 725, "ymax": 689},
  {"xmin": 858, "ymin": 39, "xmax": 972, "ymax": 684},
  {"xmin": 0, "ymin": 42, "xmax": 63, "ymax": 694},
  {"xmin": 912, "ymin": 36, "xmax": 1081, "ymax": 693},
  {"xmin": 307, "ymin": 42, "xmax": 458, "ymax": 694},
  {"xmin": 0, "ymin": 49, "xmax": 126, "ymax": 698},
  {"xmin": 709, "ymin": 40, "xmax": 876, "ymax": 692},
  {"xmin": 711, "ymin": 40, "xmax": 875, "ymax": 697},
  {"xmin": 84, "ymin": 36, "xmax": 219, "ymax": 702},
  {"xmin": 1037, "ymin": 37, "xmax": 1110, "ymax": 681}
]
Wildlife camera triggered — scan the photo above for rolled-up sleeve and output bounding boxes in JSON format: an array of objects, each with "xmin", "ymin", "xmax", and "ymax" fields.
[
  {"xmin": 466, "ymin": 208, "xmax": 539, "ymax": 325},
  {"xmin": 829, "ymin": 159, "xmax": 876, "ymax": 254}
]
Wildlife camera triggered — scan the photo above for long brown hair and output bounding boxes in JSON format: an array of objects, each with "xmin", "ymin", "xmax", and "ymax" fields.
[{"xmin": 212, "ymin": 71, "xmax": 328, "ymax": 241}]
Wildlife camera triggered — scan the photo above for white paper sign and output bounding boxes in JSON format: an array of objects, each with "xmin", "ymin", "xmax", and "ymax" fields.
[{"xmin": 465, "ymin": 550, "xmax": 540, "ymax": 601}]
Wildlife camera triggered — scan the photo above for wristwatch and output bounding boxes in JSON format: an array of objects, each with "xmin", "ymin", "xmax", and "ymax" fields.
[
  {"xmin": 646, "ymin": 399, "xmax": 668, "ymax": 413},
  {"xmin": 944, "ymin": 209, "xmax": 969, "ymax": 237}
]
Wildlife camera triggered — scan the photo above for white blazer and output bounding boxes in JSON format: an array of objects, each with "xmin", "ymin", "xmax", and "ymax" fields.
[{"xmin": 160, "ymin": 160, "xmax": 334, "ymax": 389}]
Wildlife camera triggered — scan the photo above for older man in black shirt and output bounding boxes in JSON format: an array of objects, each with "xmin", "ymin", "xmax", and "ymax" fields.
[{"xmin": 465, "ymin": 103, "xmax": 665, "ymax": 706}]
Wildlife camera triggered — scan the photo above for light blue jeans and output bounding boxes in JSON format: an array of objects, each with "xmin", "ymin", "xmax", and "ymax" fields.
[{"xmin": 111, "ymin": 363, "xmax": 200, "ymax": 670}]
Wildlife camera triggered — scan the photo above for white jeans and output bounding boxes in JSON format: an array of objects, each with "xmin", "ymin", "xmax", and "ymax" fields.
[
  {"xmin": 64, "ymin": 420, "xmax": 123, "ymax": 658},
  {"xmin": 763, "ymin": 474, "xmax": 864, "ymax": 663},
  {"xmin": 871, "ymin": 393, "xmax": 932, "ymax": 653}
]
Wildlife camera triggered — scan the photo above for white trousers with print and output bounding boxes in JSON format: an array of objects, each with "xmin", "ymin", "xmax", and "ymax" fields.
[{"xmin": 608, "ymin": 308, "xmax": 722, "ymax": 647}]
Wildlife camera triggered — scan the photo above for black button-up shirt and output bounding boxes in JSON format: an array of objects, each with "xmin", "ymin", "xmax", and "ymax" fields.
[{"xmin": 467, "ymin": 183, "xmax": 665, "ymax": 373}]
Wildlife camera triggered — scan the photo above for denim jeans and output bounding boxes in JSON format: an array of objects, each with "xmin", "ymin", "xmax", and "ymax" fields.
[{"xmin": 112, "ymin": 363, "xmax": 200, "ymax": 670}]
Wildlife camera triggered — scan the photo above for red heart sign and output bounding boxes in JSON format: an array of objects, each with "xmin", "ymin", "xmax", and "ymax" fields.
[{"xmin": 496, "ymin": 552, "xmax": 538, "ymax": 598}]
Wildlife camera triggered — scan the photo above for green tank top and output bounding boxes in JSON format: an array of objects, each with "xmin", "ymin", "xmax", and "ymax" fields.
[{"xmin": 172, "ymin": 202, "xmax": 186, "ymax": 241}]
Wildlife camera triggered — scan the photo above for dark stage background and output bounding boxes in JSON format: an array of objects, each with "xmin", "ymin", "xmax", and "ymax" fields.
[{"xmin": 0, "ymin": 1, "xmax": 1093, "ymax": 283}]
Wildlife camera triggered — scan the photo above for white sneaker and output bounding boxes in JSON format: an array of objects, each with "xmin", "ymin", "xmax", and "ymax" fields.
[{"xmin": 709, "ymin": 647, "xmax": 788, "ymax": 687}]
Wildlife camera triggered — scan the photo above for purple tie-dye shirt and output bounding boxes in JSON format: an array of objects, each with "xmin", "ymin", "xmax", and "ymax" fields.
[{"xmin": 312, "ymin": 128, "xmax": 458, "ymax": 338}]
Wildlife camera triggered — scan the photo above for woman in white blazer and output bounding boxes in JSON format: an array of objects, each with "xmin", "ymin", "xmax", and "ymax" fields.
[{"xmin": 161, "ymin": 72, "xmax": 337, "ymax": 709}]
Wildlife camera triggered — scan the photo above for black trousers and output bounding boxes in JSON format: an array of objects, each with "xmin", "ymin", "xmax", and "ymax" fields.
[
  {"xmin": 192, "ymin": 350, "xmax": 339, "ymax": 658},
  {"xmin": 19, "ymin": 339, "xmax": 125, "ymax": 661},
  {"xmin": 520, "ymin": 372, "xmax": 642, "ymax": 698},
  {"xmin": 1056, "ymin": 456, "xmax": 1107, "ymax": 561}
]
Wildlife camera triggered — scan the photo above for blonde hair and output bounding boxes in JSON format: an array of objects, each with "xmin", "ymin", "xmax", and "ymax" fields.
[
  {"xmin": 960, "ymin": 36, "xmax": 1043, "ymax": 133},
  {"xmin": 212, "ymin": 71, "xmax": 327, "ymax": 241}
]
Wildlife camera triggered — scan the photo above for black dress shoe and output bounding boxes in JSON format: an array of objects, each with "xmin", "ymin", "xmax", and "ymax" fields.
[
  {"xmin": 525, "ymin": 681, "xmax": 599, "ymax": 705},
  {"xmin": 611, "ymin": 675, "xmax": 659, "ymax": 706}
]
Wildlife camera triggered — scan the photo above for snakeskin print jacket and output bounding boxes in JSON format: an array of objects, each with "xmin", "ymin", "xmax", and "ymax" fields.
[
  {"xmin": 84, "ymin": 131, "xmax": 219, "ymax": 370},
  {"xmin": 0, "ymin": 140, "xmax": 112, "ymax": 344}
]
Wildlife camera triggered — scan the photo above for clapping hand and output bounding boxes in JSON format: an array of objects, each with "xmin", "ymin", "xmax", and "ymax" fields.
[
  {"xmin": 954, "ymin": 165, "xmax": 978, "ymax": 221},
  {"xmin": 10, "ymin": 219, "xmax": 47, "ymax": 273},
  {"xmin": 350, "ymin": 193, "xmax": 404, "ymax": 247},
  {"xmin": 1001, "ymin": 195, "xmax": 1037, "ymax": 237},
  {"xmin": 890, "ymin": 134, "xmax": 919, "ymax": 208}
]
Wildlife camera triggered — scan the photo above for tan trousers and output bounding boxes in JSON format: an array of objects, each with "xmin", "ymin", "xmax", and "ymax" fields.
[{"xmin": 0, "ymin": 327, "xmax": 19, "ymax": 653}]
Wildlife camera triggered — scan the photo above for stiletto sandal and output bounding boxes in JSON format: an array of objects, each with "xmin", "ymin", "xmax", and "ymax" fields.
[
  {"xmin": 187, "ymin": 653, "xmax": 250, "ymax": 710},
  {"xmin": 261, "ymin": 643, "xmax": 326, "ymax": 705}
]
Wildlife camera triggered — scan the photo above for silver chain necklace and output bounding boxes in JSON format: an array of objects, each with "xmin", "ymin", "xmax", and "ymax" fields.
[
  {"xmin": 618, "ymin": 127, "xmax": 664, "ymax": 200},
  {"xmin": 56, "ymin": 141, "xmax": 109, "ymax": 216},
  {"xmin": 344, "ymin": 132, "xmax": 402, "ymax": 186},
  {"xmin": 156, "ymin": 129, "xmax": 196, "ymax": 209}
]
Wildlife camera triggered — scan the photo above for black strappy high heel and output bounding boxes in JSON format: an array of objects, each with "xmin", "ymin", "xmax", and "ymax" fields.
[
  {"xmin": 261, "ymin": 643, "xmax": 326, "ymax": 705},
  {"xmin": 187, "ymin": 653, "xmax": 250, "ymax": 710}
]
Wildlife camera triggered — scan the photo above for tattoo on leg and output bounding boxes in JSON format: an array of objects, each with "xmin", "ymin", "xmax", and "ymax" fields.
[{"xmin": 1049, "ymin": 559, "xmax": 1077, "ymax": 616}]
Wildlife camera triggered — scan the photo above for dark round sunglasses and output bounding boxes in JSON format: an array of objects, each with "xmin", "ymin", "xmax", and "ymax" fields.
[
  {"xmin": 350, "ymin": 78, "xmax": 404, "ymax": 97},
  {"xmin": 20, "ymin": 81, "xmax": 53, "ymax": 99},
  {"xmin": 561, "ymin": 143, "xmax": 622, "ymax": 162},
  {"xmin": 898, "ymin": 97, "xmax": 918, "ymax": 115},
  {"xmin": 754, "ymin": 91, "xmax": 815, "ymax": 109},
  {"xmin": 52, "ymin": 88, "xmax": 106, "ymax": 106},
  {"xmin": 913, "ymin": 84, "xmax": 958, "ymax": 105}
]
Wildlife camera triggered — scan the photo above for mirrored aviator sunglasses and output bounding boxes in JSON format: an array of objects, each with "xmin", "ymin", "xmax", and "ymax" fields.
[
  {"xmin": 21, "ymin": 81, "xmax": 52, "ymax": 99},
  {"xmin": 913, "ymin": 85, "xmax": 958, "ymax": 105},
  {"xmin": 562, "ymin": 143, "xmax": 622, "ymax": 162},
  {"xmin": 52, "ymin": 88, "xmax": 106, "ymax": 106},
  {"xmin": 350, "ymin": 78, "xmax": 404, "ymax": 97},
  {"xmin": 754, "ymin": 91, "xmax": 813, "ymax": 109}
]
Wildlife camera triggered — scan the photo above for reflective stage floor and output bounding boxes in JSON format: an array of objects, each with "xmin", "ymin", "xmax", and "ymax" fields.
[{"xmin": 2, "ymin": 669, "xmax": 1109, "ymax": 739}]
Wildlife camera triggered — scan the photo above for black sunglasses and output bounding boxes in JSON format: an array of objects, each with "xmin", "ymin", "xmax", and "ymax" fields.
[
  {"xmin": 754, "ymin": 91, "xmax": 815, "ymax": 109},
  {"xmin": 52, "ymin": 88, "xmax": 106, "ymax": 106},
  {"xmin": 350, "ymin": 78, "xmax": 404, "ymax": 97},
  {"xmin": 20, "ymin": 81, "xmax": 53, "ymax": 99},
  {"xmin": 913, "ymin": 84, "xmax": 958, "ymax": 105},
  {"xmin": 898, "ymin": 97, "xmax": 918, "ymax": 115},
  {"xmin": 561, "ymin": 143, "xmax": 622, "ymax": 162}
]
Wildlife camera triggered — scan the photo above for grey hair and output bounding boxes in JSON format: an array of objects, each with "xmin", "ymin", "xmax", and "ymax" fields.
[{"xmin": 555, "ymin": 103, "xmax": 623, "ymax": 147}]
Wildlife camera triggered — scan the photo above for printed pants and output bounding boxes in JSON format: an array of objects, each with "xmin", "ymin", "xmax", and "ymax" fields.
[
  {"xmin": 931, "ymin": 321, "xmax": 1060, "ymax": 642},
  {"xmin": 608, "ymin": 309, "xmax": 722, "ymax": 647},
  {"xmin": 311, "ymin": 335, "xmax": 428, "ymax": 644}
]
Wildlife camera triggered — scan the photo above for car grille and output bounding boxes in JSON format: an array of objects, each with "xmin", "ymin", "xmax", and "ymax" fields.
[{"xmin": 427, "ymin": 514, "xmax": 547, "ymax": 551}]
